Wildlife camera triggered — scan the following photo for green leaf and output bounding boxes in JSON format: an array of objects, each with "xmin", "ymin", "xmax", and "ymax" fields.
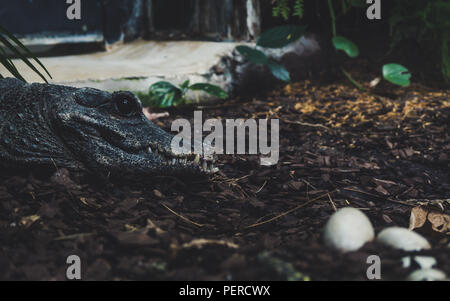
[
  {"xmin": 236, "ymin": 46, "xmax": 268, "ymax": 65},
  {"xmin": 0, "ymin": 46, "xmax": 26, "ymax": 81},
  {"xmin": 0, "ymin": 25, "xmax": 52, "ymax": 82},
  {"xmin": 149, "ymin": 81, "xmax": 183, "ymax": 108},
  {"xmin": 266, "ymin": 60, "xmax": 291, "ymax": 82},
  {"xmin": 179, "ymin": 80, "xmax": 190, "ymax": 91},
  {"xmin": 382, "ymin": 63, "xmax": 411, "ymax": 87},
  {"xmin": 188, "ymin": 83, "xmax": 228, "ymax": 99},
  {"xmin": 332, "ymin": 36, "xmax": 359, "ymax": 58},
  {"xmin": 257, "ymin": 25, "xmax": 306, "ymax": 48}
]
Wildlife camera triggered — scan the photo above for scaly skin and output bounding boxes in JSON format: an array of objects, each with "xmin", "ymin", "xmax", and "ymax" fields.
[{"xmin": 0, "ymin": 78, "xmax": 216, "ymax": 176}]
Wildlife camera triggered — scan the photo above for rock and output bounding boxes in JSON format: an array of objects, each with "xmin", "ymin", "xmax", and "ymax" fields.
[
  {"xmin": 407, "ymin": 269, "xmax": 447, "ymax": 281},
  {"xmin": 376, "ymin": 227, "xmax": 431, "ymax": 251},
  {"xmin": 324, "ymin": 207, "xmax": 375, "ymax": 252}
]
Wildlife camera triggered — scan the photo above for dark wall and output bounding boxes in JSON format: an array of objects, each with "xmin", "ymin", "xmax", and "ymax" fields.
[
  {"xmin": 147, "ymin": 0, "xmax": 251, "ymax": 41},
  {"xmin": 0, "ymin": 0, "xmax": 144, "ymax": 45},
  {"xmin": 102, "ymin": 0, "xmax": 145, "ymax": 44},
  {"xmin": 0, "ymin": 0, "xmax": 103, "ymax": 37},
  {"xmin": 0, "ymin": 0, "xmax": 255, "ymax": 47}
]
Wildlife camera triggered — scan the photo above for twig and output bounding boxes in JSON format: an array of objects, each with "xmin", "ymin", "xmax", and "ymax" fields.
[
  {"xmin": 255, "ymin": 181, "xmax": 267, "ymax": 194},
  {"xmin": 284, "ymin": 120, "xmax": 331, "ymax": 131},
  {"xmin": 54, "ymin": 232, "xmax": 95, "ymax": 241},
  {"xmin": 328, "ymin": 193, "xmax": 337, "ymax": 212},
  {"xmin": 245, "ymin": 190, "xmax": 337, "ymax": 229},
  {"xmin": 341, "ymin": 68, "xmax": 366, "ymax": 92},
  {"xmin": 161, "ymin": 203, "xmax": 204, "ymax": 227},
  {"xmin": 180, "ymin": 239, "xmax": 239, "ymax": 250},
  {"xmin": 302, "ymin": 179, "xmax": 317, "ymax": 191}
]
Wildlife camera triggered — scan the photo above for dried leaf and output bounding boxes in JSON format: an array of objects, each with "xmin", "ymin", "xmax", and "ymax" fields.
[
  {"xmin": 409, "ymin": 205, "xmax": 450, "ymax": 234},
  {"xmin": 181, "ymin": 239, "xmax": 239, "ymax": 250},
  {"xmin": 21, "ymin": 215, "xmax": 40, "ymax": 228},
  {"xmin": 427, "ymin": 212, "xmax": 450, "ymax": 234},
  {"xmin": 409, "ymin": 206, "xmax": 428, "ymax": 230}
]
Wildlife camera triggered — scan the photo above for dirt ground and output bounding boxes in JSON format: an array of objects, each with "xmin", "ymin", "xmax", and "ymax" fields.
[{"xmin": 0, "ymin": 72, "xmax": 449, "ymax": 281}]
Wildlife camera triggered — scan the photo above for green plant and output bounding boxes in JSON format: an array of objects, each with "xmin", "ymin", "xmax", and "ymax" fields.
[
  {"xmin": 266, "ymin": 0, "xmax": 412, "ymax": 89},
  {"xmin": 147, "ymin": 80, "xmax": 228, "ymax": 108},
  {"xmin": 0, "ymin": 25, "xmax": 51, "ymax": 82},
  {"xmin": 382, "ymin": 64, "xmax": 412, "ymax": 87},
  {"xmin": 236, "ymin": 24, "xmax": 306, "ymax": 82},
  {"xmin": 389, "ymin": 0, "xmax": 450, "ymax": 82},
  {"xmin": 272, "ymin": 0, "xmax": 305, "ymax": 20},
  {"xmin": 325, "ymin": 0, "xmax": 411, "ymax": 89}
]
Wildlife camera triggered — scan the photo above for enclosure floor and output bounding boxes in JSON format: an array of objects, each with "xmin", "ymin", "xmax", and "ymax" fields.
[
  {"xmin": 0, "ymin": 74, "xmax": 448, "ymax": 280},
  {"xmin": 0, "ymin": 40, "xmax": 238, "ymax": 92}
]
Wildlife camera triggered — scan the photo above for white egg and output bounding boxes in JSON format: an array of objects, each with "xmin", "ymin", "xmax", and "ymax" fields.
[
  {"xmin": 324, "ymin": 207, "xmax": 375, "ymax": 252},
  {"xmin": 407, "ymin": 269, "xmax": 447, "ymax": 281},
  {"xmin": 402, "ymin": 256, "xmax": 437, "ymax": 269},
  {"xmin": 377, "ymin": 227, "xmax": 431, "ymax": 251}
]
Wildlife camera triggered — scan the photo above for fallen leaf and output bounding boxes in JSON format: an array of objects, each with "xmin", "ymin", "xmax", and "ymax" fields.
[
  {"xmin": 409, "ymin": 206, "xmax": 428, "ymax": 230},
  {"xmin": 427, "ymin": 212, "xmax": 450, "ymax": 234},
  {"xmin": 21, "ymin": 215, "xmax": 40, "ymax": 228},
  {"xmin": 409, "ymin": 205, "xmax": 450, "ymax": 234}
]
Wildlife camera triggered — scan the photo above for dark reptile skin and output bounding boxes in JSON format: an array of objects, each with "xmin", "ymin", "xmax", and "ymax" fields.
[{"xmin": 0, "ymin": 78, "xmax": 201, "ymax": 176}]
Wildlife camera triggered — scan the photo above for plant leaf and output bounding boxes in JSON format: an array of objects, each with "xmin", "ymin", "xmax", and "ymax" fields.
[
  {"xmin": 0, "ymin": 25, "xmax": 52, "ymax": 82},
  {"xmin": 382, "ymin": 63, "xmax": 411, "ymax": 87},
  {"xmin": 332, "ymin": 36, "xmax": 359, "ymax": 58},
  {"xmin": 180, "ymin": 80, "xmax": 190, "ymax": 91},
  {"xmin": 149, "ymin": 81, "xmax": 183, "ymax": 108},
  {"xmin": 257, "ymin": 25, "xmax": 306, "ymax": 48},
  {"xmin": 188, "ymin": 83, "xmax": 228, "ymax": 99},
  {"xmin": 0, "ymin": 46, "xmax": 26, "ymax": 81},
  {"xmin": 266, "ymin": 60, "xmax": 291, "ymax": 82},
  {"xmin": 236, "ymin": 46, "xmax": 268, "ymax": 65}
]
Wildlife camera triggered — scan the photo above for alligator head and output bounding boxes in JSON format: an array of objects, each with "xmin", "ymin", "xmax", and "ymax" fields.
[{"xmin": 0, "ymin": 78, "xmax": 217, "ymax": 176}]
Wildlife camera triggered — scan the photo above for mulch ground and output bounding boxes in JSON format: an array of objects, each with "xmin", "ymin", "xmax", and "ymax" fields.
[{"xmin": 0, "ymin": 75, "xmax": 449, "ymax": 281}]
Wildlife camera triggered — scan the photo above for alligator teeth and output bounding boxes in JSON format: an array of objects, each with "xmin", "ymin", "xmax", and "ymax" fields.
[
  {"xmin": 147, "ymin": 146, "xmax": 152, "ymax": 153},
  {"xmin": 194, "ymin": 154, "xmax": 200, "ymax": 163},
  {"xmin": 202, "ymin": 160, "xmax": 207, "ymax": 171},
  {"xmin": 172, "ymin": 158, "xmax": 176, "ymax": 165}
]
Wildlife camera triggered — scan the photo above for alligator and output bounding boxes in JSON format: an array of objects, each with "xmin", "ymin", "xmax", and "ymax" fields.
[{"xmin": 0, "ymin": 78, "xmax": 216, "ymax": 176}]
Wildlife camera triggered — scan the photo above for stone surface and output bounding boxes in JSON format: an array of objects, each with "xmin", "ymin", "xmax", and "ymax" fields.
[
  {"xmin": 323, "ymin": 207, "xmax": 375, "ymax": 253},
  {"xmin": 0, "ymin": 40, "xmax": 238, "ymax": 97},
  {"xmin": 1, "ymin": 35, "xmax": 323, "ymax": 102},
  {"xmin": 376, "ymin": 227, "xmax": 431, "ymax": 251}
]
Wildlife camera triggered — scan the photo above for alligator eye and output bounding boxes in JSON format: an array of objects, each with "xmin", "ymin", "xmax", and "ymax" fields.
[{"xmin": 115, "ymin": 98, "xmax": 138, "ymax": 117}]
